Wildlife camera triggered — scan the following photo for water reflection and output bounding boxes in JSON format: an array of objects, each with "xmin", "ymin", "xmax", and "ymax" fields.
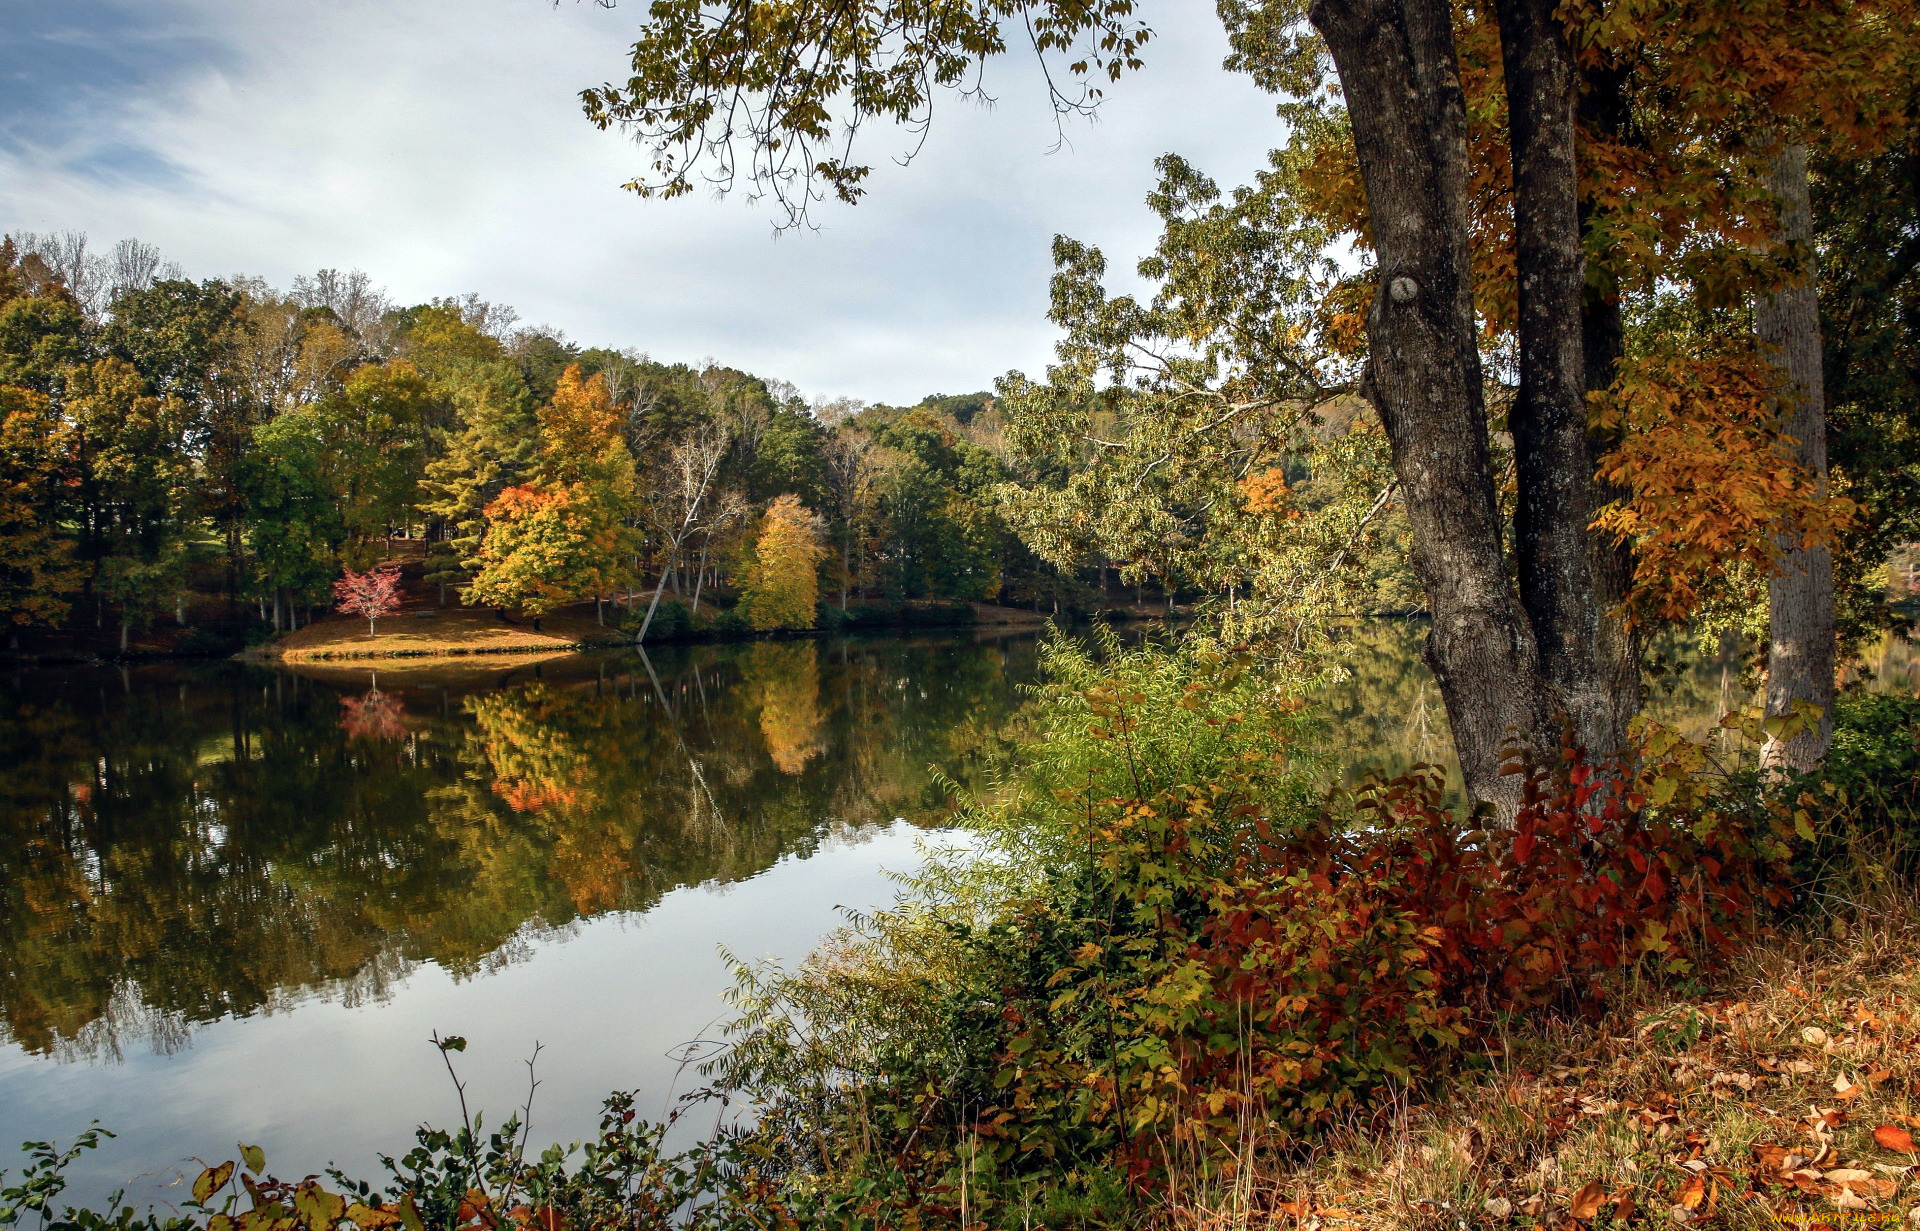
[
  {"xmin": 1323, "ymin": 619, "xmax": 1920, "ymax": 789},
  {"xmin": 0, "ymin": 636, "xmax": 1034, "ymax": 1064}
]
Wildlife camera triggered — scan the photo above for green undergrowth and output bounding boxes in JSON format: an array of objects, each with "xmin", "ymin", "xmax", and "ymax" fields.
[{"xmin": 7, "ymin": 636, "xmax": 1918, "ymax": 1231}]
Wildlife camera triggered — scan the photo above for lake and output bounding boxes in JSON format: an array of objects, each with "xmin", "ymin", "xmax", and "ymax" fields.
[
  {"xmin": 0, "ymin": 634, "xmax": 1035, "ymax": 1208},
  {"xmin": 3, "ymin": 623, "xmax": 1914, "ymax": 1208}
]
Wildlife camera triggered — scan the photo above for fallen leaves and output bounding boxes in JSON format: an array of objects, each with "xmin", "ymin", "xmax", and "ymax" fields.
[{"xmin": 1878, "ymin": 1125, "xmax": 1918, "ymax": 1153}]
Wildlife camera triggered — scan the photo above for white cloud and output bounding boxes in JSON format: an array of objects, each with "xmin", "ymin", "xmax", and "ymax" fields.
[{"xmin": 0, "ymin": 0, "xmax": 1282, "ymax": 403}]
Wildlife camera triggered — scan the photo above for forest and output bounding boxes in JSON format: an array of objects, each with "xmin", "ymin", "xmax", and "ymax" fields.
[
  {"xmin": 0, "ymin": 234, "xmax": 1121, "ymax": 658},
  {"xmin": 11, "ymin": 0, "xmax": 1920, "ymax": 1228}
]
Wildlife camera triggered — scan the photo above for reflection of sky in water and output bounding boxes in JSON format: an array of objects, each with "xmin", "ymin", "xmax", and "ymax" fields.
[
  {"xmin": 0, "ymin": 635, "xmax": 1030, "ymax": 1209},
  {"xmin": 0, "ymin": 822, "xmax": 939, "ymax": 1210}
]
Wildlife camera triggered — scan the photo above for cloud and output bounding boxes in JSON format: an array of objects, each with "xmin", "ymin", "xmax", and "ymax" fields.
[{"xmin": 0, "ymin": 0, "xmax": 1281, "ymax": 403}]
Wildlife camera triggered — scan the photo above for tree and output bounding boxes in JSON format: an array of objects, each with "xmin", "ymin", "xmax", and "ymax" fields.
[
  {"xmin": 63, "ymin": 357, "xmax": 196, "ymax": 634},
  {"xmin": 1758, "ymin": 145, "xmax": 1837, "ymax": 771},
  {"xmin": 333, "ymin": 564, "xmax": 404, "ymax": 637},
  {"xmin": 245, "ymin": 414, "xmax": 346, "ymax": 629},
  {"xmin": 579, "ymin": 0, "xmax": 1918, "ymax": 802},
  {"xmin": 418, "ymin": 360, "xmax": 541, "ymax": 603},
  {"xmin": 635, "ymin": 421, "xmax": 729, "ymax": 641},
  {"xmin": 0, "ymin": 385, "xmax": 81, "ymax": 638},
  {"xmin": 466, "ymin": 484, "xmax": 632, "ymax": 627},
  {"xmin": 738, "ymin": 495, "xmax": 826, "ymax": 631}
]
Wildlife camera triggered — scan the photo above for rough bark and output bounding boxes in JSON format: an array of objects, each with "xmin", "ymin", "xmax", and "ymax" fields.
[
  {"xmin": 1757, "ymin": 142, "xmax": 1837, "ymax": 772},
  {"xmin": 1496, "ymin": 0, "xmax": 1633, "ymax": 763},
  {"xmin": 1311, "ymin": 0, "xmax": 1554, "ymax": 815},
  {"xmin": 1574, "ymin": 58, "xmax": 1646, "ymax": 764}
]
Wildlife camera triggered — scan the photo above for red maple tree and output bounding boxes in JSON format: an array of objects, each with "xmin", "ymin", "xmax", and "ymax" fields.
[{"xmin": 333, "ymin": 564, "xmax": 404, "ymax": 636}]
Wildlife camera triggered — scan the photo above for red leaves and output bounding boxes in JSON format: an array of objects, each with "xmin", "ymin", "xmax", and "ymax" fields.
[{"xmin": 333, "ymin": 563, "xmax": 404, "ymax": 632}]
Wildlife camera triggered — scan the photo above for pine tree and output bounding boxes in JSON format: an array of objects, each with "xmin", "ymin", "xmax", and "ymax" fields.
[{"xmin": 417, "ymin": 361, "xmax": 538, "ymax": 602}]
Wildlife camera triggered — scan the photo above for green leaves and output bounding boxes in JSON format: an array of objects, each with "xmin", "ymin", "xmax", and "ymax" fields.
[{"xmin": 585, "ymin": 1, "xmax": 1150, "ymax": 223}]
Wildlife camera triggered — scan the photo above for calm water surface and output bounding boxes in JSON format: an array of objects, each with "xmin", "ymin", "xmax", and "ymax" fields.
[
  {"xmin": 4, "ymin": 624, "xmax": 1916, "ymax": 1206},
  {"xmin": 0, "ymin": 635, "xmax": 1035, "ymax": 1207}
]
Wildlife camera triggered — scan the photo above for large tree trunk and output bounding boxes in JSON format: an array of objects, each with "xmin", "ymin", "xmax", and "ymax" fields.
[
  {"xmin": 1757, "ymin": 142, "xmax": 1836, "ymax": 772},
  {"xmin": 1311, "ymin": 0, "xmax": 1553, "ymax": 814},
  {"xmin": 1496, "ymin": 0, "xmax": 1633, "ymax": 764},
  {"xmin": 1575, "ymin": 56, "xmax": 1646, "ymax": 765}
]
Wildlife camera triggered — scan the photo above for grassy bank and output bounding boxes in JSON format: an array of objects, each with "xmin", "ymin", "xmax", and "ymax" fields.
[
  {"xmin": 262, "ymin": 607, "xmax": 628, "ymax": 662},
  {"xmin": 11, "ymin": 635, "xmax": 1914, "ymax": 1231},
  {"xmin": 257, "ymin": 598, "xmax": 1050, "ymax": 662}
]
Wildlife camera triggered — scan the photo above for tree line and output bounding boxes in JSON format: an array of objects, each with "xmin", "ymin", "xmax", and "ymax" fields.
[{"xmin": 0, "ymin": 235, "xmax": 1126, "ymax": 652}]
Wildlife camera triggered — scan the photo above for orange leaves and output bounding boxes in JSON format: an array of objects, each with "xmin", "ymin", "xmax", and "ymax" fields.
[
  {"xmin": 1874, "ymin": 1124, "xmax": 1917, "ymax": 1153},
  {"xmin": 1568, "ymin": 1179, "xmax": 1605, "ymax": 1220},
  {"xmin": 1590, "ymin": 345, "xmax": 1856, "ymax": 624},
  {"xmin": 471, "ymin": 478, "xmax": 637, "ymax": 618},
  {"xmin": 1238, "ymin": 468, "xmax": 1298, "ymax": 518}
]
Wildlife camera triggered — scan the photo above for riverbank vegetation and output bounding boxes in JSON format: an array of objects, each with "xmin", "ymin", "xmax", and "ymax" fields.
[
  {"xmin": 0, "ymin": 242, "xmax": 1158, "ymax": 661},
  {"xmin": 12, "ymin": 0, "xmax": 1920, "ymax": 1225}
]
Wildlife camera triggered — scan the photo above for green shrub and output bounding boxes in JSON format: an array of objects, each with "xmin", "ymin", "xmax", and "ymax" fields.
[
  {"xmin": 620, "ymin": 598, "xmax": 691, "ymax": 641},
  {"xmin": 705, "ymin": 631, "xmax": 1798, "ymax": 1216}
]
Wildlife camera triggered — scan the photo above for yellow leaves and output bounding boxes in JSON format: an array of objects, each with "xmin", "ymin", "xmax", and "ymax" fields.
[
  {"xmin": 537, "ymin": 365, "xmax": 625, "ymax": 481},
  {"xmin": 739, "ymin": 494, "xmax": 827, "ymax": 632},
  {"xmin": 194, "ymin": 1161, "xmax": 235, "ymax": 1205},
  {"xmin": 471, "ymin": 477, "xmax": 638, "ymax": 617},
  {"xmin": 1590, "ymin": 345, "xmax": 1855, "ymax": 625}
]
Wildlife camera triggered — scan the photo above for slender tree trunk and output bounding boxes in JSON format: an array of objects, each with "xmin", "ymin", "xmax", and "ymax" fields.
[
  {"xmin": 1311, "ymin": 0, "xmax": 1553, "ymax": 814},
  {"xmin": 691, "ymin": 538, "xmax": 712, "ymax": 615},
  {"xmin": 840, "ymin": 536, "xmax": 851, "ymax": 612},
  {"xmin": 1757, "ymin": 142, "xmax": 1836, "ymax": 772},
  {"xmin": 1496, "ymin": 0, "xmax": 1630, "ymax": 763},
  {"xmin": 636, "ymin": 552, "xmax": 680, "ymax": 643},
  {"xmin": 175, "ymin": 593, "xmax": 186, "ymax": 626},
  {"xmin": 120, "ymin": 617, "xmax": 130, "ymax": 653}
]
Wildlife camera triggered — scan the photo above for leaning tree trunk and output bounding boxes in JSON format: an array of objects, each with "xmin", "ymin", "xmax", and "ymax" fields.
[
  {"xmin": 1757, "ymin": 142, "xmax": 1836, "ymax": 772},
  {"xmin": 1311, "ymin": 0, "xmax": 1554, "ymax": 815},
  {"xmin": 1496, "ymin": 0, "xmax": 1635, "ymax": 764}
]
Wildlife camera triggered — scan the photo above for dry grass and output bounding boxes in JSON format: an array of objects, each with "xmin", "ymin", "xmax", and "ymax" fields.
[
  {"xmin": 266, "ymin": 605, "xmax": 628, "ymax": 662},
  {"xmin": 1158, "ymin": 894, "xmax": 1920, "ymax": 1230}
]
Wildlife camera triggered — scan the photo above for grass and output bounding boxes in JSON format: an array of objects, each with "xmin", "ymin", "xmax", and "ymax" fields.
[
  {"xmin": 266, "ymin": 604, "xmax": 629, "ymax": 662},
  {"xmin": 1161, "ymin": 893, "xmax": 1920, "ymax": 1229}
]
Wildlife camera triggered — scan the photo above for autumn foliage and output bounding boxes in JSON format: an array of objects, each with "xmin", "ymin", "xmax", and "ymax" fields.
[
  {"xmin": 738, "ymin": 494, "xmax": 826, "ymax": 632},
  {"xmin": 1591, "ymin": 345, "xmax": 1858, "ymax": 623},
  {"xmin": 964, "ymin": 729, "xmax": 1794, "ymax": 1182},
  {"xmin": 333, "ymin": 564, "xmax": 404, "ymax": 636}
]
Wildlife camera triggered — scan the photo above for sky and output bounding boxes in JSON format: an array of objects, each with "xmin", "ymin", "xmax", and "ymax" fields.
[{"xmin": 0, "ymin": 1, "xmax": 1283, "ymax": 405}]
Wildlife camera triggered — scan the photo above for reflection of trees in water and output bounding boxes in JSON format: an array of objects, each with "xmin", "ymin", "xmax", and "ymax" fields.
[
  {"xmin": 339, "ymin": 681, "xmax": 408, "ymax": 741},
  {"xmin": 1324, "ymin": 621, "xmax": 1919, "ymax": 786},
  {"xmin": 1321, "ymin": 621, "xmax": 1459, "ymax": 792},
  {"xmin": 0, "ymin": 637, "xmax": 1037, "ymax": 1061},
  {"xmin": 745, "ymin": 643, "xmax": 825, "ymax": 775}
]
